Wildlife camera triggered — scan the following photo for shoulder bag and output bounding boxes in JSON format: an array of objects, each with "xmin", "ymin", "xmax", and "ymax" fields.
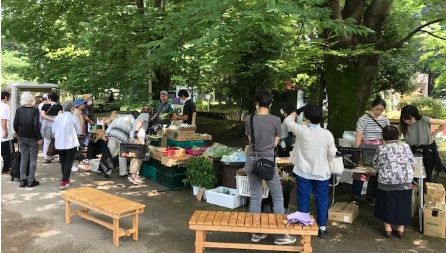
[
  {"xmin": 250, "ymin": 114, "xmax": 276, "ymax": 181},
  {"xmin": 367, "ymin": 114, "xmax": 383, "ymax": 129}
]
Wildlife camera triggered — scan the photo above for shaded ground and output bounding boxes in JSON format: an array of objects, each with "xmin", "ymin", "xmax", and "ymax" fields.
[{"xmin": 2, "ymin": 115, "xmax": 446, "ymax": 252}]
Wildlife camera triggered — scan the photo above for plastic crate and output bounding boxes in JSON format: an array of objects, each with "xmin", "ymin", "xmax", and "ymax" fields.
[
  {"xmin": 361, "ymin": 145, "xmax": 378, "ymax": 166},
  {"xmin": 206, "ymin": 187, "xmax": 247, "ymax": 209},
  {"xmin": 120, "ymin": 143, "xmax": 148, "ymax": 159},
  {"xmin": 235, "ymin": 176, "xmax": 269, "ymax": 198},
  {"xmin": 167, "ymin": 139, "xmax": 206, "ymax": 148},
  {"xmin": 141, "ymin": 162, "xmax": 157, "ymax": 182},
  {"xmin": 337, "ymin": 147, "xmax": 360, "ymax": 168},
  {"xmin": 156, "ymin": 165, "xmax": 190, "ymax": 190}
]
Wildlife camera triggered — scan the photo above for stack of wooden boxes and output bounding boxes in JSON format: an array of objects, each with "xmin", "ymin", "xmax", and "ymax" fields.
[{"xmin": 423, "ymin": 182, "xmax": 446, "ymax": 238}]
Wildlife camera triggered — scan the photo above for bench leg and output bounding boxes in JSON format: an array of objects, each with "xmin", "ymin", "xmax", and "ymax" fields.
[
  {"xmin": 65, "ymin": 200, "xmax": 71, "ymax": 224},
  {"xmin": 113, "ymin": 218, "xmax": 120, "ymax": 247},
  {"xmin": 195, "ymin": 230, "xmax": 206, "ymax": 253},
  {"xmin": 301, "ymin": 235, "xmax": 312, "ymax": 253},
  {"xmin": 132, "ymin": 212, "xmax": 139, "ymax": 240}
]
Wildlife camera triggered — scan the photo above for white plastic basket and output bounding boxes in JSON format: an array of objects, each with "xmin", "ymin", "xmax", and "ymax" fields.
[{"xmin": 235, "ymin": 176, "xmax": 269, "ymax": 198}]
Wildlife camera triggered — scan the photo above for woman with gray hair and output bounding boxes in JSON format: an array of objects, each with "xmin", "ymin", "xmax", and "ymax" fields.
[
  {"xmin": 52, "ymin": 101, "xmax": 82, "ymax": 190},
  {"xmin": 13, "ymin": 92, "xmax": 43, "ymax": 187}
]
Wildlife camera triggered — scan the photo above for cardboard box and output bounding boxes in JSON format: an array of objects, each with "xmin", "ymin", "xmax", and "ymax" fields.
[
  {"xmin": 425, "ymin": 194, "xmax": 446, "ymax": 204},
  {"xmin": 206, "ymin": 187, "xmax": 247, "ymax": 209},
  {"xmin": 423, "ymin": 203, "xmax": 446, "ymax": 238},
  {"xmin": 328, "ymin": 202, "xmax": 358, "ymax": 224},
  {"xmin": 426, "ymin": 182, "xmax": 445, "ymax": 196},
  {"xmin": 152, "ymin": 148, "xmax": 185, "ymax": 161},
  {"xmin": 193, "ymin": 134, "xmax": 212, "ymax": 141},
  {"xmin": 161, "ymin": 154, "xmax": 192, "ymax": 167},
  {"xmin": 165, "ymin": 128, "xmax": 197, "ymax": 141}
]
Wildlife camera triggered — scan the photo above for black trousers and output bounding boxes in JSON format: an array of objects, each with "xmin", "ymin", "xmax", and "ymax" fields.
[
  {"xmin": 1, "ymin": 140, "xmax": 14, "ymax": 173},
  {"xmin": 57, "ymin": 147, "xmax": 77, "ymax": 182}
]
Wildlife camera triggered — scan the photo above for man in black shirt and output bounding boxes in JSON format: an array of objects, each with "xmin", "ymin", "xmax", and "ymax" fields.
[{"xmin": 172, "ymin": 89, "xmax": 196, "ymax": 125}]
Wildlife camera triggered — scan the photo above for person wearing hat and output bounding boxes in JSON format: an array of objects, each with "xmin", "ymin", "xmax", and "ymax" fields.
[
  {"xmin": 150, "ymin": 90, "xmax": 173, "ymax": 134},
  {"xmin": 278, "ymin": 103, "xmax": 296, "ymax": 157},
  {"xmin": 81, "ymin": 94, "xmax": 95, "ymax": 134}
]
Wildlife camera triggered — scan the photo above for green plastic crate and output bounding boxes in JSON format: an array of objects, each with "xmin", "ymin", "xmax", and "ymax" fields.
[
  {"xmin": 167, "ymin": 139, "xmax": 206, "ymax": 148},
  {"xmin": 156, "ymin": 165, "xmax": 190, "ymax": 190},
  {"xmin": 141, "ymin": 162, "xmax": 157, "ymax": 182}
]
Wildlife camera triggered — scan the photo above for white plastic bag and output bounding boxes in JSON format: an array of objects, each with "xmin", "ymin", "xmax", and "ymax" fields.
[{"xmin": 329, "ymin": 157, "xmax": 344, "ymax": 175}]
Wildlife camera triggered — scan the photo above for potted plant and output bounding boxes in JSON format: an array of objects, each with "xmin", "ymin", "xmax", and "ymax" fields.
[{"xmin": 183, "ymin": 157, "xmax": 218, "ymax": 198}]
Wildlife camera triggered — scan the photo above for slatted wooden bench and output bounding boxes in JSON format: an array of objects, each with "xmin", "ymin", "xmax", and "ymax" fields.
[
  {"xmin": 60, "ymin": 187, "xmax": 145, "ymax": 247},
  {"xmin": 189, "ymin": 210, "xmax": 318, "ymax": 253}
]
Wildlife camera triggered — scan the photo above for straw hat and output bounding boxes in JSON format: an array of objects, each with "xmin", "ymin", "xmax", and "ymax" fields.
[{"xmin": 82, "ymin": 94, "xmax": 93, "ymax": 101}]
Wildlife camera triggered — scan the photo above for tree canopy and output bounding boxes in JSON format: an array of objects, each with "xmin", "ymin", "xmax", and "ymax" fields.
[{"xmin": 2, "ymin": 0, "xmax": 445, "ymax": 137}]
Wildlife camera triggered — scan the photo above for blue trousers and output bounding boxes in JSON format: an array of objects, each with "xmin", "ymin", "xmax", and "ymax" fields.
[{"xmin": 296, "ymin": 175, "xmax": 329, "ymax": 227}]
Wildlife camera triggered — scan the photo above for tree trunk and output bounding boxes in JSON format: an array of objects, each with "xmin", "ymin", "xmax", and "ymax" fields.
[{"xmin": 326, "ymin": 54, "xmax": 379, "ymax": 139}]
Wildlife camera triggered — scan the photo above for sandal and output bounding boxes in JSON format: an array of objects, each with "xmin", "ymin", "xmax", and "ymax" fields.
[{"xmin": 384, "ymin": 231, "xmax": 392, "ymax": 238}]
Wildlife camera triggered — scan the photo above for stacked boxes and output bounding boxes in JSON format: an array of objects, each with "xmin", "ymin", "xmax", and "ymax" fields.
[
  {"xmin": 425, "ymin": 183, "xmax": 446, "ymax": 204},
  {"xmin": 424, "ymin": 183, "xmax": 446, "ymax": 238},
  {"xmin": 165, "ymin": 127, "xmax": 212, "ymax": 142}
]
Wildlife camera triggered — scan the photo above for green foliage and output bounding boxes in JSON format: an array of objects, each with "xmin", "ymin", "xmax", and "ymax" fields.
[
  {"xmin": 399, "ymin": 96, "xmax": 446, "ymax": 118},
  {"xmin": 183, "ymin": 157, "xmax": 217, "ymax": 189}
]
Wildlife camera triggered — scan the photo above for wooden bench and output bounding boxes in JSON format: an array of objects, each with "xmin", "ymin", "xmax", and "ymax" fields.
[
  {"xmin": 189, "ymin": 210, "xmax": 318, "ymax": 253},
  {"xmin": 60, "ymin": 187, "xmax": 145, "ymax": 247}
]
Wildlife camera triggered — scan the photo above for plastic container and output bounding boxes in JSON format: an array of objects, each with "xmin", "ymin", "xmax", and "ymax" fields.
[
  {"xmin": 155, "ymin": 161, "xmax": 189, "ymax": 190},
  {"xmin": 120, "ymin": 143, "xmax": 148, "ymax": 159},
  {"xmin": 235, "ymin": 176, "xmax": 269, "ymax": 198},
  {"xmin": 361, "ymin": 146, "xmax": 378, "ymax": 166},
  {"xmin": 337, "ymin": 147, "xmax": 360, "ymax": 168},
  {"xmin": 90, "ymin": 159, "xmax": 100, "ymax": 172},
  {"xmin": 206, "ymin": 186, "xmax": 247, "ymax": 209},
  {"xmin": 141, "ymin": 162, "xmax": 157, "ymax": 181},
  {"xmin": 167, "ymin": 139, "xmax": 206, "ymax": 148}
]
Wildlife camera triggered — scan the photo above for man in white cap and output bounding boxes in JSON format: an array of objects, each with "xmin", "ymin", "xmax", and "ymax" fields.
[
  {"xmin": 38, "ymin": 93, "xmax": 48, "ymax": 128},
  {"xmin": 150, "ymin": 90, "xmax": 173, "ymax": 134}
]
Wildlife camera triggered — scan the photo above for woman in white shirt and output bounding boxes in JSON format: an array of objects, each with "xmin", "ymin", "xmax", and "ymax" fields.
[
  {"xmin": 52, "ymin": 101, "xmax": 82, "ymax": 190},
  {"xmin": 284, "ymin": 104, "xmax": 337, "ymax": 238}
]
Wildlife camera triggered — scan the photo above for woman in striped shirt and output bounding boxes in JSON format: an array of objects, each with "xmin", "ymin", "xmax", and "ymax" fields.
[{"xmin": 351, "ymin": 97, "xmax": 390, "ymax": 205}]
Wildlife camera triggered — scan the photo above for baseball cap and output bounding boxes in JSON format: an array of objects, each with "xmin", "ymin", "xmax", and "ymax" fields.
[
  {"xmin": 75, "ymin": 98, "xmax": 85, "ymax": 107},
  {"xmin": 160, "ymin": 90, "xmax": 168, "ymax": 95}
]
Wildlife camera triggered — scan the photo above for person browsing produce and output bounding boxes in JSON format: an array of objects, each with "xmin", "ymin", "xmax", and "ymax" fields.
[
  {"xmin": 351, "ymin": 96, "xmax": 390, "ymax": 205},
  {"xmin": 400, "ymin": 105, "xmax": 446, "ymax": 182}
]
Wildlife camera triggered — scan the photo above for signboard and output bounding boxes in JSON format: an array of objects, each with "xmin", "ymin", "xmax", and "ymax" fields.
[{"xmin": 172, "ymin": 104, "xmax": 184, "ymax": 115}]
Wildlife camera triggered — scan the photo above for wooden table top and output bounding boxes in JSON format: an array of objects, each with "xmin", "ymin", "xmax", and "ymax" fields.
[{"xmin": 189, "ymin": 210, "xmax": 318, "ymax": 232}]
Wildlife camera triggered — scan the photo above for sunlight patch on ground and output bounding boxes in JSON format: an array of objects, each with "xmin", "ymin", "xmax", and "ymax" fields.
[
  {"xmin": 36, "ymin": 203, "xmax": 62, "ymax": 212},
  {"xmin": 19, "ymin": 192, "xmax": 40, "ymax": 201},
  {"xmin": 147, "ymin": 190, "xmax": 160, "ymax": 197},
  {"xmin": 39, "ymin": 192, "xmax": 61, "ymax": 199},
  {"xmin": 34, "ymin": 230, "xmax": 61, "ymax": 238}
]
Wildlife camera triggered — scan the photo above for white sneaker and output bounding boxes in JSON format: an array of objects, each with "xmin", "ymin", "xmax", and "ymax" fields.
[
  {"xmin": 128, "ymin": 177, "xmax": 141, "ymax": 185},
  {"xmin": 71, "ymin": 166, "xmax": 79, "ymax": 172},
  {"xmin": 274, "ymin": 234, "xmax": 296, "ymax": 245},
  {"xmin": 251, "ymin": 233, "xmax": 267, "ymax": 242}
]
